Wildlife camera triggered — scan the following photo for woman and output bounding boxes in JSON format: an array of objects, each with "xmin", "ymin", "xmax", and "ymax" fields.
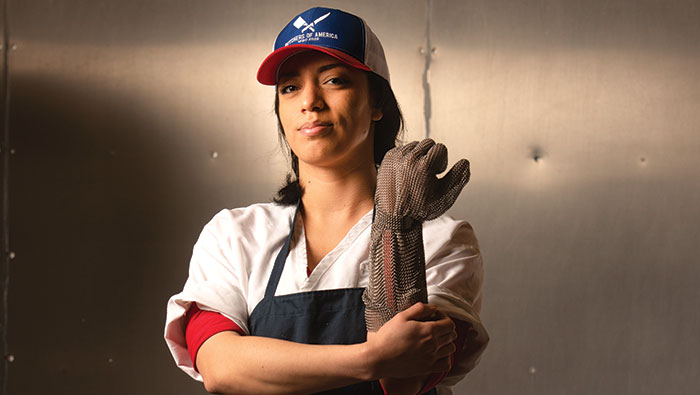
[{"xmin": 165, "ymin": 7, "xmax": 487, "ymax": 394}]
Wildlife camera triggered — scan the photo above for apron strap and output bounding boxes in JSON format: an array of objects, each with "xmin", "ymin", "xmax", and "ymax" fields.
[{"xmin": 264, "ymin": 201, "xmax": 301, "ymax": 299}]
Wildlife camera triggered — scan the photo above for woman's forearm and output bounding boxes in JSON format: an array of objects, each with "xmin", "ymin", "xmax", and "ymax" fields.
[
  {"xmin": 197, "ymin": 303, "xmax": 455, "ymax": 394},
  {"xmin": 197, "ymin": 331, "xmax": 374, "ymax": 395}
]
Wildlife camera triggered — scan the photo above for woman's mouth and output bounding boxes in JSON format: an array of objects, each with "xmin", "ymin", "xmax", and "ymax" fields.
[{"xmin": 298, "ymin": 122, "xmax": 332, "ymax": 137}]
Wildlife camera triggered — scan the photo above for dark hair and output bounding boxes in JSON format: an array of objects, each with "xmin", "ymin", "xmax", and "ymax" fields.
[{"xmin": 272, "ymin": 72, "xmax": 404, "ymax": 205}]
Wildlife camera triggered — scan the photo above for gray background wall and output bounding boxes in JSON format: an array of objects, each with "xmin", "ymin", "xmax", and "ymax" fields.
[{"xmin": 1, "ymin": 0, "xmax": 699, "ymax": 394}]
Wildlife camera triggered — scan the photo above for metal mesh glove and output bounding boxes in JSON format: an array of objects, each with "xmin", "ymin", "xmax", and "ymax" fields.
[{"xmin": 363, "ymin": 139, "xmax": 471, "ymax": 331}]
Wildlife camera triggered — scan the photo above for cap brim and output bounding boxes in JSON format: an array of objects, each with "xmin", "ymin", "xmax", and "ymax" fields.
[{"xmin": 257, "ymin": 44, "xmax": 371, "ymax": 85}]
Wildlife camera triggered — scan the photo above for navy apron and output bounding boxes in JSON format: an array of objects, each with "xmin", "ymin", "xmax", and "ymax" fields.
[{"xmin": 248, "ymin": 206, "xmax": 436, "ymax": 394}]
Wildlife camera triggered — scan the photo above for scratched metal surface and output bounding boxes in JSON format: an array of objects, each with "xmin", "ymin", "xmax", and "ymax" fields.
[
  {"xmin": 430, "ymin": 1, "xmax": 700, "ymax": 394},
  {"xmin": 4, "ymin": 0, "xmax": 700, "ymax": 394}
]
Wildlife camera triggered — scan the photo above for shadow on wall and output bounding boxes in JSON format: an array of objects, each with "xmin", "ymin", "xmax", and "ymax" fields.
[{"xmin": 8, "ymin": 73, "xmax": 215, "ymax": 394}]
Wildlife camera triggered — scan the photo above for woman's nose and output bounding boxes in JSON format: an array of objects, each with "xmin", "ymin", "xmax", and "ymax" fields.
[{"xmin": 301, "ymin": 85, "xmax": 324, "ymax": 113}]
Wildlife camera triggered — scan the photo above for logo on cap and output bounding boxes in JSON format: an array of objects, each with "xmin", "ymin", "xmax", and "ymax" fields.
[
  {"xmin": 292, "ymin": 12, "xmax": 331, "ymax": 33},
  {"xmin": 284, "ymin": 11, "xmax": 339, "ymax": 47}
]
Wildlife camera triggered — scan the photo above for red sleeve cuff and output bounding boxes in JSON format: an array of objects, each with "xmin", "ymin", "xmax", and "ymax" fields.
[{"xmin": 184, "ymin": 303, "xmax": 244, "ymax": 371}]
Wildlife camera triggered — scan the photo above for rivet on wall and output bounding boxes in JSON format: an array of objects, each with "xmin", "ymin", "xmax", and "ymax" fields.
[
  {"xmin": 9, "ymin": 148, "xmax": 15, "ymax": 155},
  {"xmin": 7, "ymin": 251, "xmax": 15, "ymax": 260},
  {"xmin": 639, "ymin": 157, "xmax": 647, "ymax": 166},
  {"xmin": 530, "ymin": 147, "xmax": 544, "ymax": 163},
  {"xmin": 107, "ymin": 357, "xmax": 114, "ymax": 363},
  {"xmin": 10, "ymin": 43, "xmax": 17, "ymax": 51},
  {"xmin": 529, "ymin": 366, "xmax": 537, "ymax": 374},
  {"xmin": 210, "ymin": 151, "xmax": 219, "ymax": 159},
  {"xmin": 6, "ymin": 355, "xmax": 14, "ymax": 363}
]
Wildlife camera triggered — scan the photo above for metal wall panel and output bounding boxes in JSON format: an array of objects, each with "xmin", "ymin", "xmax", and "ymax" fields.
[
  {"xmin": 5, "ymin": 1, "xmax": 425, "ymax": 395},
  {"xmin": 0, "ymin": 0, "xmax": 8, "ymax": 393},
  {"xmin": 4, "ymin": 0, "xmax": 700, "ymax": 394},
  {"xmin": 429, "ymin": 1, "xmax": 700, "ymax": 394}
]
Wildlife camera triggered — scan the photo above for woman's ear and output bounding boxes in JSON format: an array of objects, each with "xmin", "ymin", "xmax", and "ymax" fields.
[{"xmin": 372, "ymin": 108, "xmax": 384, "ymax": 121}]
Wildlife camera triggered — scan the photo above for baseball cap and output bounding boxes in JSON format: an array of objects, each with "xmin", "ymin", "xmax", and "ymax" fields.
[{"xmin": 257, "ymin": 7, "xmax": 390, "ymax": 85}]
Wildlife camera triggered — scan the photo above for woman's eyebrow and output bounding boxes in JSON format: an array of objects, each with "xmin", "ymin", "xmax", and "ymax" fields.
[
  {"xmin": 317, "ymin": 63, "xmax": 344, "ymax": 73},
  {"xmin": 277, "ymin": 71, "xmax": 299, "ymax": 81}
]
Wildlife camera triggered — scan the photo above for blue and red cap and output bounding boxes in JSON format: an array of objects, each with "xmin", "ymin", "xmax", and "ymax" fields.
[{"xmin": 257, "ymin": 7, "xmax": 390, "ymax": 85}]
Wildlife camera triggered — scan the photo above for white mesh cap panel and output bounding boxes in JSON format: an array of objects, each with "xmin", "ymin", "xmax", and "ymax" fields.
[{"xmin": 361, "ymin": 19, "xmax": 391, "ymax": 83}]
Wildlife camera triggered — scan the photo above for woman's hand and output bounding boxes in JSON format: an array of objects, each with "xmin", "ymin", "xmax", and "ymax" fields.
[{"xmin": 365, "ymin": 302, "xmax": 456, "ymax": 380}]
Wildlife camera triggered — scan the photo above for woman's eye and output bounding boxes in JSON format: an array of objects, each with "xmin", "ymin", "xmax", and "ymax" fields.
[
  {"xmin": 279, "ymin": 85, "xmax": 297, "ymax": 94},
  {"xmin": 325, "ymin": 77, "xmax": 347, "ymax": 86}
]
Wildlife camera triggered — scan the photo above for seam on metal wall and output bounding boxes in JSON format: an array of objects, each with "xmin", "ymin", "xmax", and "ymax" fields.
[
  {"xmin": 422, "ymin": 0, "xmax": 433, "ymax": 138},
  {"xmin": 1, "ymin": 0, "xmax": 9, "ymax": 392}
]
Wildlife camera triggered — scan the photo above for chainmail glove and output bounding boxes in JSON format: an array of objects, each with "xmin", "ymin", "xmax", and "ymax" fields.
[{"xmin": 363, "ymin": 139, "xmax": 470, "ymax": 331}]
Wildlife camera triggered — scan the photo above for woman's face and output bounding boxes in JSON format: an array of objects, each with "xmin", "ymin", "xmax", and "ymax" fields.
[{"xmin": 276, "ymin": 51, "xmax": 383, "ymax": 171}]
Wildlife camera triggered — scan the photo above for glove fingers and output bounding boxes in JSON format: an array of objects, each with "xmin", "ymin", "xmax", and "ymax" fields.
[
  {"xmin": 399, "ymin": 141, "xmax": 420, "ymax": 155},
  {"xmin": 410, "ymin": 138, "xmax": 435, "ymax": 159},
  {"xmin": 427, "ymin": 159, "xmax": 471, "ymax": 220},
  {"xmin": 440, "ymin": 158, "xmax": 471, "ymax": 201},
  {"xmin": 425, "ymin": 143, "xmax": 448, "ymax": 175}
]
